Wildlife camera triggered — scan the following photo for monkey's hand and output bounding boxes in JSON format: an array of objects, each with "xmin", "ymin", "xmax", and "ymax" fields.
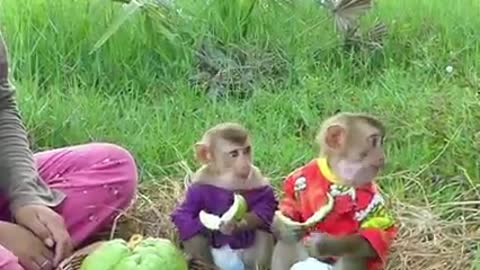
[
  {"xmin": 219, "ymin": 220, "xmax": 238, "ymax": 235},
  {"xmin": 304, "ymin": 232, "xmax": 377, "ymax": 258},
  {"xmin": 271, "ymin": 215, "xmax": 307, "ymax": 243},
  {"xmin": 304, "ymin": 232, "xmax": 333, "ymax": 258},
  {"xmin": 219, "ymin": 212, "xmax": 265, "ymax": 235}
]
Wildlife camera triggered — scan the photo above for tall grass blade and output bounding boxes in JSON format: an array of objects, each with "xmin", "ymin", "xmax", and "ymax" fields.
[
  {"xmin": 143, "ymin": 2, "xmax": 175, "ymax": 42},
  {"xmin": 90, "ymin": 0, "xmax": 145, "ymax": 54}
]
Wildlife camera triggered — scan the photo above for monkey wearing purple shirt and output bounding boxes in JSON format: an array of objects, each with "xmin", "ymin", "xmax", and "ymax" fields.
[{"xmin": 170, "ymin": 123, "xmax": 277, "ymax": 270}]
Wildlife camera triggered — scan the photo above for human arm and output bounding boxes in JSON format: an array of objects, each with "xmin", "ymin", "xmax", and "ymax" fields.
[
  {"xmin": 0, "ymin": 30, "xmax": 57, "ymax": 213},
  {"xmin": 0, "ymin": 33, "xmax": 72, "ymax": 267}
]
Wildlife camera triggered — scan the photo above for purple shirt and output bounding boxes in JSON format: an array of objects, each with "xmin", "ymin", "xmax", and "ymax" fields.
[{"xmin": 170, "ymin": 183, "xmax": 278, "ymax": 249}]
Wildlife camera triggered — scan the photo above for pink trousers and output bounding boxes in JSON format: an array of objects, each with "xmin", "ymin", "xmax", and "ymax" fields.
[{"xmin": 0, "ymin": 143, "xmax": 138, "ymax": 270}]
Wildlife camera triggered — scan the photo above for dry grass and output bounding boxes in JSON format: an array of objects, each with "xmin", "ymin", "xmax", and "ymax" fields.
[
  {"xmin": 110, "ymin": 178, "xmax": 186, "ymax": 243},
  {"xmin": 102, "ymin": 176, "xmax": 480, "ymax": 270},
  {"xmin": 386, "ymin": 199, "xmax": 480, "ymax": 270}
]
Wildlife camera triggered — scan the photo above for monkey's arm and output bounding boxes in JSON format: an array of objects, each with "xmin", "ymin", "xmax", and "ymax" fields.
[
  {"xmin": 315, "ymin": 225, "xmax": 397, "ymax": 260},
  {"xmin": 356, "ymin": 203, "xmax": 398, "ymax": 262},
  {"xmin": 312, "ymin": 233, "xmax": 378, "ymax": 258},
  {"xmin": 182, "ymin": 234, "xmax": 214, "ymax": 264},
  {"xmin": 170, "ymin": 185, "xmax": 213, "ymax": 262},
  {"xmin": 235, "ymin": 185, "xmax": 278, "ymax": 232},
  {"xmin": 313, "ymin": 203, "xmax": 397, "ymax": 260},
  {"xmin": 278, "ymin": 173, "xmax": 302, "ymax": 221}
]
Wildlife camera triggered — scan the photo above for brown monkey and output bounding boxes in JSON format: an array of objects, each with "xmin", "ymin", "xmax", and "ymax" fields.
[
  {"xmin": 271, "ymin": 112, "xmax": 397, "ymax": 270},
  {"xmin": 171, "ymin": 122, "xmax": 277, "ymax": 270}
]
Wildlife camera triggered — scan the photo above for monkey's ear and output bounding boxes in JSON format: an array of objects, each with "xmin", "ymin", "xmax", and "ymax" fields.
[
  {"xmin": 325, "ymin": 125, "xmax": 346, "ymax": 150},
  {"xmin": 194, "ymin": 142, "xmax": 211, "ymax": 164}
]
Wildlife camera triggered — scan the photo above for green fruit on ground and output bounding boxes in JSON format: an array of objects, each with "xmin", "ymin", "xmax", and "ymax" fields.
[
  {"xmin": 136, "ymin": 238, "xmax": 188, "ymax": 270},
  {"xmin": 112, "ymin": 254, "xmax": 141, "ymax": 270},
  {"xmin": 137, "ymin": 252, "xmax": 165, "ymax": 270},
  {"xmin": 133, "ymin": 246, "xmax": 158, "ymax": 256},
  {"xmin": 119, "ymin": 248, "xmax": 175, "ymax": 270},
  {"xmin": 136, "ymin": 237, "xmax": 172, "ymax": 250},
  {"xmin": 199, "ymin": 193, "xmax": 248, "ymax": 230},
  {"xmin": 80, "ymin": 236, "xmax": 188, "ymax": 270},
  {"xmin": 80, "ymin": 239, "xmax": 130, "ymax": 270}
]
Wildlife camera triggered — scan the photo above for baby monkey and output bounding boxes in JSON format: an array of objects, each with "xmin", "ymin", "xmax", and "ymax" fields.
[
  {"xmin": 271, "ymin": 112, "xmax": 397, "ymax": 270},
  {"xmin": 171, "ymin": 122, "xmax": 277, "ymax": 270}
]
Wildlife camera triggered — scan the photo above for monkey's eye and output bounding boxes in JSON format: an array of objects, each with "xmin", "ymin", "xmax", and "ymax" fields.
[
  {"xmin": 229, "ymin": 150, "xmax": 239, "ymax": 158},
  {"xmin": 372, "ymin": 136, "xmax": 384, "ymax": 147},
  {"xmin": 244, "ymin": 146, "xmax": 251, "ymax": 154}
]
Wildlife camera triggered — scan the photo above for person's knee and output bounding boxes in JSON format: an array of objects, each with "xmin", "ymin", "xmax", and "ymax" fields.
[
  {"xmin": 89, "ymin": 143, "xmax": 138, "ymax": 203},
  {"xmin": 89, "ymin": 142, "xmax": 136, "ymax": 165}
]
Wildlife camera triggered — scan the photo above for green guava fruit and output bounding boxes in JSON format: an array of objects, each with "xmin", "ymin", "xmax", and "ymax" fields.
[
  {"xmin": 138, "ymin": 252, "xmax": 164, "ymax": 270},
  {"xmin": 133, "ymin": 245, "xmax": 158, "ymax": 256},
  {"xmin": 135, "ymin": 238, "xmax": 188, "ymax": 270},
  {"xmin": 80, "ymin": 235, "xmax": 187, "ymax": 270},
  {"xmin": 80, "ymin": 239, "xmax": 131, "ymax": 270},
  {"xmin": 112, "ymin": 253, "xmax": 141, "ymax": 270}
]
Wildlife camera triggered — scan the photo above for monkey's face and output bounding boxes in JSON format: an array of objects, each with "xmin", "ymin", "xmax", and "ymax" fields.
[
  {"xmin": 214, "ymin": 138, "xmax": 252, "ymax": 180},
  {"xmin": 327, "ymin": 123, "xmax": 385, "ymax": 187}
]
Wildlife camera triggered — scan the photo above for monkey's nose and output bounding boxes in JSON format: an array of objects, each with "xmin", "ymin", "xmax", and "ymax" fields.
[{"xmin": 240, "ymin": 169, "xmax": 251, "ymax": 179}]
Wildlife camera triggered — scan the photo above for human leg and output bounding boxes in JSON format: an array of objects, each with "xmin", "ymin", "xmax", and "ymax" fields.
[{"xmin": 33, "ymin": 143, "xmax": 138, "ymax": 247}]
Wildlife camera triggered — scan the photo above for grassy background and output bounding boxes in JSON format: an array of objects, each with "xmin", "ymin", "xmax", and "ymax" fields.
[{"xmin": 0, "ymin": 0, "xmax": 479, "ymax": 208}]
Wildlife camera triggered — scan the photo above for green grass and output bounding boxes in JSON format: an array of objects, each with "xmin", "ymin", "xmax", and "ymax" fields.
[{"xmin": 0, "ymin": 0, "xmax": 479, "ymax": 210}]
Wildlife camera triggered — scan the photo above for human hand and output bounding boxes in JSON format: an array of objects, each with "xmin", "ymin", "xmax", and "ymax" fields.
[
  {"xmin": 13, "ymin": 205, "xmax": 74, "ymax": 267},
  {"xmin": 0, "ymin": 221, "xmax": 54, "ymax": 270},
  {"xmin": 271, "ymin": 215, "xmax": 307, "ymax": 243}
]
